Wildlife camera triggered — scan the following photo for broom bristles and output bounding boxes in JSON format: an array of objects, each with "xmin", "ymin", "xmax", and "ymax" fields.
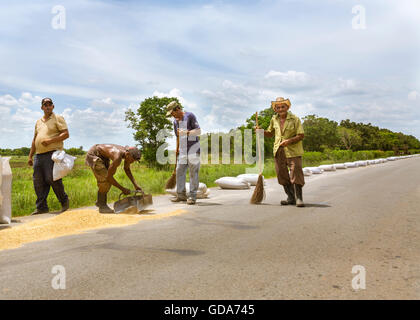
[
  {"xmin": 165, "ymin": 172, "xmax": 177, "ymax": 189},
  {"xmin": 250, "ymin": 174, "xmax": 265, "ymax": 204}
]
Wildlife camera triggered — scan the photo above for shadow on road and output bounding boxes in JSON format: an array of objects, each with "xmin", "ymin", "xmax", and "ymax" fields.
[
  {"xmin": 250, "ymin": 202, "xmax": 330, "ymax": 208},
  {"xmin": 179, "ymin": 216, "xmax": 259, "ymax": 230},
  {"xmin": 303, "ymin": 203, "xmax": 331, "ymax": 208},
  {"xmin": 137, "ymin": 209, "xmax": 156, "ymax": 215},
  {"xmin": 148, "ymin": 248, "xmax": 206, "ymax": 256},
  {"xmin": 197, "ymin": 202, "xmax": 222, "ymax": 206}
]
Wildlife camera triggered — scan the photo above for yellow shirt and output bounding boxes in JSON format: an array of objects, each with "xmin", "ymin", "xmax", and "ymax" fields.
[
  {"xmin": 34, "ymin": 113, "xmax": 68, "ymax": 154},
  {"xmin": 267, "ymin": 112, "xmax": 304, "ymax": 158}
]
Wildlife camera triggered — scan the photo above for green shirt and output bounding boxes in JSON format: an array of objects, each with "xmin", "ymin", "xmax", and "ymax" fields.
[{"xmin": 267, "ymin": 112, "xmax": 304, "ymax": 158}]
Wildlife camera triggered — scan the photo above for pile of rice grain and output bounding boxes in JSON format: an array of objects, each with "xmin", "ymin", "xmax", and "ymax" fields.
[{"xmin": 0, "ymin": 209, "xmax": 186, "ymax": 251}]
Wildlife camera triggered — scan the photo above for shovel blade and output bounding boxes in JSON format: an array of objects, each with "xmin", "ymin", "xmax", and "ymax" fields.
[{"xmin": 137, "ymin": 194, "xmax": 153, "ymax": 212}]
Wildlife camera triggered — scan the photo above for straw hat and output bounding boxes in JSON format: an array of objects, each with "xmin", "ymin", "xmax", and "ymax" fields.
[
  {"xmin": 165, "ymin": 101, "xmax": 182, "ymax": 117},
  {"xmin": 271, "ymin": 97, "xmax": 291, "ymax": 110}
]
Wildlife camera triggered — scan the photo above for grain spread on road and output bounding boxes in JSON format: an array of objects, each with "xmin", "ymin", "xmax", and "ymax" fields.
[{"xmin": 0, "ymin": 209, "xmax": 187, "ymax": 251}]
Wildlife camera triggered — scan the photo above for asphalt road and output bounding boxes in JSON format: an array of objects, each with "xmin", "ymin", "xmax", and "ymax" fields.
[{"xmin": 1, "ymin": 157, "xmax": 420, "ymax": 299}]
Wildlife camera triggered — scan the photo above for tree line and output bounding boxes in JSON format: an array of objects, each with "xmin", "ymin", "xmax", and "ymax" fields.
[{"xmin": 0, "ymin": 146, "xmax": 86, "ymax": 156}]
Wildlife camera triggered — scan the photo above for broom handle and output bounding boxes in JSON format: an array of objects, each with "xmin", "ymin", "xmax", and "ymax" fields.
[
  {"xmin": 173, "ymin": 132, "xmax": 179, "ymax": 173},
  {"xmin": 256, "ymin": 112, "xmax": 262, "ymax": 175}
]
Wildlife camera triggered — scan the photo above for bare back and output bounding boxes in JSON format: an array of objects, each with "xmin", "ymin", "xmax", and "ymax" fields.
[{"xmin": 95, "ymin": 144, "xmax": 126, "ymax": 163}]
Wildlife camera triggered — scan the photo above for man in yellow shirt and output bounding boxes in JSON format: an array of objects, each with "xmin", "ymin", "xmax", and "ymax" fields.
[
  {"xmin": 257, "ymin": 97, "xmax": 305, "ymax": 207},
  {"xmin": 28, "ymin": 98, "xmax": 70, "ymax": 215}
]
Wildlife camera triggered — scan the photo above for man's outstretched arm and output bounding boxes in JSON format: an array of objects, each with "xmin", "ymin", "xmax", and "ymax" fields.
[
  {"xmin": 106, "ymin": 157, "xmax": 130, "ymax": 194},
  {"xmin": 124, "ymin": 163, "xmax": 142, "ymax": 192}
]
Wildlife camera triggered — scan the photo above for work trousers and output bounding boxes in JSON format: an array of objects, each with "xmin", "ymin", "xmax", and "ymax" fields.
[
  {"xmin": 176, "ymin": 153, "xmax": 200, "ymax": 200},
  {"xmin": 33, "ymin": 151, "xmax": 68, "ymax": 210},
  {"xmin": 274, "ymin": 147, "xmax": 305, "ymax": 186}
]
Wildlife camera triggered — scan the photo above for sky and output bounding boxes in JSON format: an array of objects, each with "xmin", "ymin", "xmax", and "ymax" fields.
[{"xmin": 0, "ymin": 0, "xmax": 419, "ymax": 150}]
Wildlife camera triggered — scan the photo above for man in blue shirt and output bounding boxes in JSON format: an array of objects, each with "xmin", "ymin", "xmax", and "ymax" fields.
[{"xmin": 166, "ymin": 101, "xmax": 201, "ymax": 205}]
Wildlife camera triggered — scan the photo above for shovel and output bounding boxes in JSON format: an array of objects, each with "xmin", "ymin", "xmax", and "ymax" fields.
[{"xmin": 113, "ymin": 190, "xmax": 153, "ymax": 214}]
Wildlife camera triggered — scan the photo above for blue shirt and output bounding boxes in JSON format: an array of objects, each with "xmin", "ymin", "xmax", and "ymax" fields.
[{"xmin": 174, "ymin": 112, "xmax": 200, "ymax": 155}]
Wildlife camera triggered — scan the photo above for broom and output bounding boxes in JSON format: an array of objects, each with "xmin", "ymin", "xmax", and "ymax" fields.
[
  {"xmin": 250, "ymin": 111, "xmax": 265, "ymax": 204},
  {"xmin": 165, "ymin": 134, "xmax": 179, "ymax": 189}
]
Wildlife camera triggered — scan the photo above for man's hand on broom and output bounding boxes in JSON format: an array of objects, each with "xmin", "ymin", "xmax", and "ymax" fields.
[{"xmin": 177, "ymin": 129, "xmax": 188, "ymax": 136}]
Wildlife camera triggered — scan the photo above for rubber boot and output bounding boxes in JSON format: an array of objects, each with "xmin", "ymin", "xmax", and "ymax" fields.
[
  {"xmin": 294, "ymin": 184, "xmax": 305, "ymax": 207},
  {"xmin": 281, "ymin": 184, "xmax": 296, "ymax": 205},
  {"xmin": 96, "ymin": 192, "xmax": 114, "ymax": 213}
]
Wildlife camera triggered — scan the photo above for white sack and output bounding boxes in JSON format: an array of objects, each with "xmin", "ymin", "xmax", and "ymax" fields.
[
  {"xmin": 52, "ymin": 150, "xmax": 76, "ymax": 181},
  {"xmin": 0, "ymin": 157, "xmax": 12, "ymax": 224},
  {"xmin": 318, "ymin": 164, "xmax": 336, "ymax": 171},
  {"xmin": 305, "ymin": 167, "xmax": 323, "ymax": 174},
  {"xmin": 303, "ymin": 168, "xmax": 313, "ymax": 176},
  {"xmin": 215, "ymin": 177, "xmax": 250, "ymax": 189},
  {"xmin": 355, "ymin": 161, "xmax": 367, "ymax": 167},
  {"xmin": 236, "ymin": 174, "xmax": 266, "ymax": 186},
  {"xmin": 344, "ymin": 162, "xmax": 358, "ymax": 168},
  {"xmin": 334, "ymin": 163, "xmax": 347, "ymax": 169},
  {"xmin": 0, "ymin": 157, "xmax": 2, "ymax": 208}
]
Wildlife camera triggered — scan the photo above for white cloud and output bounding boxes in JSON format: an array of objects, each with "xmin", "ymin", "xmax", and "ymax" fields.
[
  {"xmin": 0, "ymin": 105, "xmax": 42, "ymax": 144},
  {"xmin": 90, "ymin": 97, "xmax": 117, "ymax": 108},
  {"xmin": 11, "ymin": 107, "xmax": 42, "ymax": 128},
  {"xmin": 62, "ymin": 107, "xmax": 129, "ymax": 136},
  {"xmin": 263, "ymin": 70, "xmax": 316, "ymax": 91},
  {"xmin": 152, "ymin": 88, "xmax": 197, "ymax": 110},
  {"xmin": 203, "ymin": 104, "xmax": 246, "ymax": 133},
  {"xmin": 0, "ymin": 92, "xmax": 41, "ymax": 108},
  {"xmin": 24, "ymin": 106, "xmax": 137, "ymax": 149},
  {"xmin": 264, "ymin": 70, "xmax": 310, "ymax": 82},
  {"xmin": 0, "ymin": 93, "xmax": 43, "ymax": 139},
  {"xmin": 408, "ymin": 91, "xmax": 418, "ymax": 100},
  {"xmin": 202, "ymin": 80, "xmax": 256, "ymax": 107},
  {"xmin": 0, "ymin": 94, "xmax": 17, "ymax": 106},
  {"xmin": 18, "ymin": 92, "xmax": 42, "ymax": 105}
]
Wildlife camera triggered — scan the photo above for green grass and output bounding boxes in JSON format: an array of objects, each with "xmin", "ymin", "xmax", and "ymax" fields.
[{"xmin": 7, "ymin": 149, "xmax": 398, "ymax": 217}]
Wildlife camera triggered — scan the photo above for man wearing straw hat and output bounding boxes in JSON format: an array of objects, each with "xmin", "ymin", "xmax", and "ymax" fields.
[
  {"xmin": 165, "ymin": 101, "xmax": 201, "ymax": 205},
  {"xmin": 257, "ymin": 97, "xmax": 305, "ymax": 207}
]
